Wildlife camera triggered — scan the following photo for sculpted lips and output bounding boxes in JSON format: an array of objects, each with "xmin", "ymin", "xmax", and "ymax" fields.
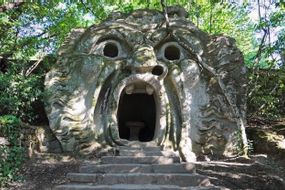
[{"xmin": 124, "ymin": 83, "xmax": 155, "ymax": 95}]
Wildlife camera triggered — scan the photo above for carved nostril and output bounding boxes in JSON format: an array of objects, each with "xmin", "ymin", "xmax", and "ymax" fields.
[{"xmin": 152, "ymin": 65, "xmax": 164, "ymax": 76}]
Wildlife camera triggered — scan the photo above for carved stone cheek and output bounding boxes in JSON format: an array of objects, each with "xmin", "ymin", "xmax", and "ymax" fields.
[{"xmin": 180, "ymin": 59, "xmax": 200, "ymax": 88}]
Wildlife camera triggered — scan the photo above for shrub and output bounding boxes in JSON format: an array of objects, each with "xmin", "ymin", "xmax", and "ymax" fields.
[
  {"xmin": 0, "ymin": 72, "xmax": 45, "ymax": 123},
  {"xmin": 0, "ymin": 115, "xmax": 24, "ymax": 187}
]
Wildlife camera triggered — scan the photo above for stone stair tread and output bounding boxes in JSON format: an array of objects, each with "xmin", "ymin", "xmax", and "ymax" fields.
[
  {"xmin": 117, "ymin": 146, "xmax": 161, "ymax": 152},
  {"xmin": 118, "ymin": 148, "xmax": 162, "ymax": 153},
  {"xmin": 119, "ymin": 151, "xmax": 163, "ymax": 156},
  {"xmin": 54, "ymin": 184, "xmax": 222, "ymax": 190},
  {"xmin": 101, "ymin": 156, "xmax": 180, "ymax": 164},
  {"xmin": 118, "ymin": 149, "xmax": 178, "ymax": 157},
  {"xmin": 54, "ymin": 184, "xmax": 183, "ymax": 190},
  {"xmin": 79, "ymin": 163, "xmax": 151, "ymax": 173},
  {"xmin": 67, "ymin": 173, "xmax": 210, "ymax": 186},
  {"xmin": 124, "ymin": 141, "xmax": 158, "ymax": 147},
  {"xmin": 79, "ymin": 163, "xmax": 196, "ymax": 173},
  {"xmin": 117, "ymin": 147, "xmax": 162, "ymax": 151}
]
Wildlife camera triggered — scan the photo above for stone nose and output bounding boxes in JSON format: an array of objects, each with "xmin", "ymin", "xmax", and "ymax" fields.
[
  {"xmin": 133, "ymin": 46, "xmax": 156, "ymax": 67},
  {"xmin": 126, "ymin": 64, "xmax": 168, "ymax": 80},
  {"xmin": 129, "ymin": 45, "xmax": 168, "ymax": 79},
  {"xmin": 151, "ymin": 65, "xmax": 168, "ymax": 79}
]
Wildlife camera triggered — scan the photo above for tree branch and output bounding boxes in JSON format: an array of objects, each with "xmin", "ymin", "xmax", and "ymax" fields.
[
  {"xmin": 161, "ymin": 0, "xmax": 170, "ymax": 29},
  {"xmin": 25, "ymin": 54, "xmax": 45, "ymax": 77},
  {"xmin": 209, "ymin": 3, "xmax": 213, "ymax": 33},
  {"xmin": 173, "ymin": 34, "xmax": 249, "ymax": 156},
  {"xmin": 248, "ymin": 0, "xmax": 272, "ymax": 100},
  {"xmin": 80, "ymin": 0, "xmax": 96, "ymax": 17}
]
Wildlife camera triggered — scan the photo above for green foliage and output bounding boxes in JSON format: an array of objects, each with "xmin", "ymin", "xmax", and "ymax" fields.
[
  {"xmin": 0, "ymin": 115, "xmax": 24, "ymax": 187},
  {"xmin": 246, "ymin": 4, "xmax": 285, "ymax": 119},
  {"xmin": 248, "ymin": 70, "xmax": 285, "ymax": 119},
  {"xmin": 187, "ymin": 2, "xmax": 255, "ymax": 63},
  {"xmin": 0, "ymin": 72, "xmax": 44, "ymax": 122}
]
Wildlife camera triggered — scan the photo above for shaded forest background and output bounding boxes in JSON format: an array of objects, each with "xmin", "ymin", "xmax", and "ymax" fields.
[{"xmin": 0, "ymin": 0, "xmax": 284, "ymax": 187}]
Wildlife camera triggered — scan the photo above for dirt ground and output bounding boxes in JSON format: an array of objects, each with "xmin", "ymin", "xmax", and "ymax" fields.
[
  {"xmin": 196, "ymin": 154, "xmax": 285, "ymax": 190},
  {"xmin": 5, "ymin": 155, "xmax": 82, "ymax": 190}
]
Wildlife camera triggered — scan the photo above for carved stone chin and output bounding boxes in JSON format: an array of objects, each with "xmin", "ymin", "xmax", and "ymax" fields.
[{"xmin": 45, "ymin": 6, "xmax": 247, "ymax": 161}]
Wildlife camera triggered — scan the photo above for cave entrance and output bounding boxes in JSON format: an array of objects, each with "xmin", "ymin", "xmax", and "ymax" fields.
[{"xmin": 117, "ymin": 89, "xmax": 156, "ymax": 142}]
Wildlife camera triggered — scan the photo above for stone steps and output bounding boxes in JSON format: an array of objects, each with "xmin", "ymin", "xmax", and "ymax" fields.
[
  {"xmin": 53, "ymin": 143, "xmax": 222, "ymax": 190},
  {"xmin": 79, "ymin": 163, "xmax": 196, "ymax": 173},
  {"xmin": 66, "ymin": 173, "xmax": 211, "ymax": 186},
  {"xmin": 124, "ymin": 141, "xmax": 158, "ymax": 148},
  {"xmin": 54, "ymin": 184, "xmax": 221, "ymax": 190},
  {"xmin": 118, "ymin": 149, "xmax": 178, "ymax": 157},
  {"xmin": 117, "ymin": 146, "xmax": 162, "ymax": 152},
  {"xmin": 101, "ymin": 155, "xmax": 180, "ymax": 164}
]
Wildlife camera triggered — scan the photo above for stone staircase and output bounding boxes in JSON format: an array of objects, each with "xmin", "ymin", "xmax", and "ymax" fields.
[{"xmin": 54, "ymin": 142, "xmax": 221, "ymax": 190}]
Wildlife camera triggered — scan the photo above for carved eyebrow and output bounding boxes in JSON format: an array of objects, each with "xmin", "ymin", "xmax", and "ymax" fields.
[
  {"xmin": 96, "ymin": 29, "xmax": 133, "ymax": 52},
  {"xmin": 153, "ymin": 33, "xmax": 176, "ymax": 49},
  {"xmin": 97, "ymin": 30, "xmax": 125, "ymax": 43}
]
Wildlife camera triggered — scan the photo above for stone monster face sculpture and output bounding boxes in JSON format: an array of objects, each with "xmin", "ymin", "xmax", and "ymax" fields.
[{"xmin": 45, "ymin": 7, "xmax": 247, "ymax": 161}]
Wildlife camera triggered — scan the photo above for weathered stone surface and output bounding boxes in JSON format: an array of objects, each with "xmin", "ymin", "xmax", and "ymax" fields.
[
  {"xmin": 45, "ymin": 6, "xmax": 247, "ymax": 160},
  {"xmin": 19, "ymin": 123, "xmax": 62, "ymax": 158},
  {"xmin": 101, "ymin": 155, "xmax": 180, "ymax": 164},
  {"xmin": 80, "ymin": 164, "xmax": 152, "ymax": 173},
  {"xmin": 54, "ymin": 184, "xmax": 221, "ymax": 190},
  {"xmin": 66, "ymin": 173, "xmax": 210, "ymax": 187},
  {"xmin": 118, "ymin": 149, "xmax": 176, "ymax": 156},
  {"xmin": 79, "ymin": 163, "xmax": 196, "ymax": 173},
  {"xmin": 118, "ymin": 146, "xmax": 162, "ymax": 152}
]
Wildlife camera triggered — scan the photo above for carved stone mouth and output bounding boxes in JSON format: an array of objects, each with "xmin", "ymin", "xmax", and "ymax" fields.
[{"xmin": 117, "ymin": 82, "xmax": 156, "ymax": 142}]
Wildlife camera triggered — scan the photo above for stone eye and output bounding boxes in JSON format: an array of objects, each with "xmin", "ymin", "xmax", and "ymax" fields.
[
  {"xmin": 158, "ymin": 42, "xmax": 183, "ymax": 62},
  {"xmin": 103, "ymin": 42, "xmax": 119, "ymax": 58},
  {"xmin": 164, "ymin": 45, "xmax": 180, "ymax": 60},
  {"xmin": 96, "ymin": 39, "xmax": 126, "ymax": 59}
]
